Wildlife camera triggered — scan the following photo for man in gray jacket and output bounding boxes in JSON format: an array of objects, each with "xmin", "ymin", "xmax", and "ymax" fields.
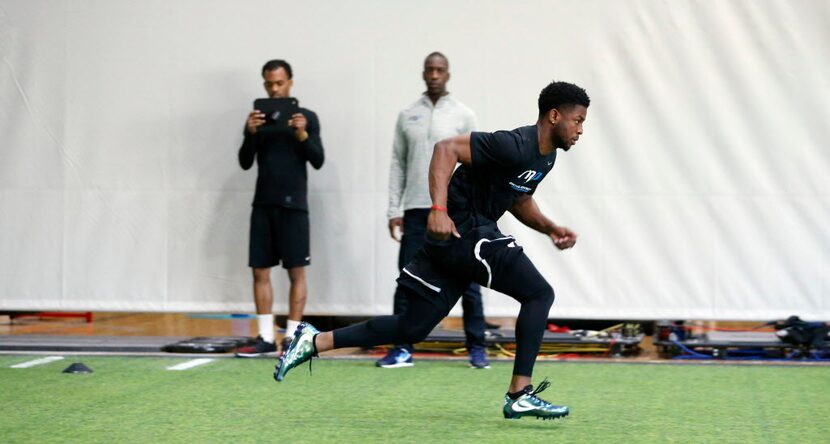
[{"xmin": 381, "ymin": 52, "xmax": 489, "ymax": 369}]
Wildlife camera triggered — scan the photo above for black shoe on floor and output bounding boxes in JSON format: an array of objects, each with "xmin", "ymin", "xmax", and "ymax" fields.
[{"xmin": 235, "ymin": 336, "xmax": 277, "ymax": 358}]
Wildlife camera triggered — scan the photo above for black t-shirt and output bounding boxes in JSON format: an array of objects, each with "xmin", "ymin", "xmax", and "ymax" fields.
[
  {"xmin": 447, "ymin": 125, "xmax": 555, "ymax": 228},
  {"xmin": 238, "ymin": 107, "xmax": 325, "ymax": 210}
]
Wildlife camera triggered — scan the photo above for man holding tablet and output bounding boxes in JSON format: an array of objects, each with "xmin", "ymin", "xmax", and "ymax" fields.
[{"xmin": 236, "ymin": 59, "xmax": 325, "ymax": 357}]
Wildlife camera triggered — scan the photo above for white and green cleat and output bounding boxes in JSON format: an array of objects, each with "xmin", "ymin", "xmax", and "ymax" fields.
[
  {"xmin": 274, "ymin": 322, "xmax": 319, "ymax": 382},
  {"xmin": 503, "ymin": 379, "xmax": 569, "ymax": 420}
]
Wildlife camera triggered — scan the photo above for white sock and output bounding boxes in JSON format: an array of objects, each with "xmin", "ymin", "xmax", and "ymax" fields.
[
  {"xmin": 257, "ymin": 314, "xmax": 275, "ymax": 343},
  {"xmin": 285, "ymin": 319, "xmax": 301, "ymax": 339}
]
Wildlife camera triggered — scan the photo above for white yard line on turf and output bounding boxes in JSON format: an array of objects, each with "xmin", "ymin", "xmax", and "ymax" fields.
[
  {"xmin": 166, "ymin": 358, "xmax": 215, "ymax": 371},
  {"xmin": 11, "ymin": 356, "xmax": 65, "ymax": 368}
]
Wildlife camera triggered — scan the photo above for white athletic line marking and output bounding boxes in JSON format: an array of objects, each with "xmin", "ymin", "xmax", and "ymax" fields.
[
  {"xmin": 11, "ymin": 356, "xmax": 65, "ymax": 368},
  {"xmin": 166, "ymin": 358, "xmax": 215, "ymax": 371},
  {"xmin": 402, "ymin": 267, "xmax": 441, "ymax": 292}
]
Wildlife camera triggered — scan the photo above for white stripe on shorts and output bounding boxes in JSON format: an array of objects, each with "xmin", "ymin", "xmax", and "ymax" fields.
[
  {"xmin": 402, "ymin": 267, "xmax": 442, "ymax": 293},
  {"xmin": 474, "ymin": 236, "xmax": 515, "ymax": 288}
]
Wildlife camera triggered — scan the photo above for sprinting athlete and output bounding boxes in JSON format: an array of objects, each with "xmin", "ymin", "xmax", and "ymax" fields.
[{"xmin": 275, "ymin": 81, "xmax": 589, "ymax": 421}]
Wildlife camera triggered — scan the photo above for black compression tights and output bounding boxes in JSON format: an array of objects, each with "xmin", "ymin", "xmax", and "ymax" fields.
[
  {"xmin": 484, "ymin": 249, "xmax": 555, "ymax": 376},
  {"xmin": 333, "ymin": 287, "xmax": 450, "ymax": 351},
  {"xmin": 506, "ymin": 284, "xmax": 555, "ymax": 377},
  {"xmin": 333, "ymin": 252, "xmax": 554, "ymax": 378}
]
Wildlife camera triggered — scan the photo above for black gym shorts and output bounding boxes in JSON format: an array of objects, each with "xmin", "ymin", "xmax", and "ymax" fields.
[
  {"xmin": 248, "ymin": 206, "xmax": 310, "ymax": 269},
  {"xmin": 396, "ymin": 222, "xmax": 550, "ymax": 312}
]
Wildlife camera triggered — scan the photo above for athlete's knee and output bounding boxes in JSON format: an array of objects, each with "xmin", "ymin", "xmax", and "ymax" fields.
[
  {"xmin": 287, "ymin": 267, "xmax": 306, "ymax": 284},
  {"xmin": 365, "ymin": 315, "xmax": 400, "ymax": 336},
  {"xmin": 397, "ymin": 316, "xmax": 435, "ymax": 344},
  {"xmin": 402, "ymin": 324, "xmax": 433, "ymax": 344},
  {"xmin": 529, "ymin": 281, "xmax": 555, "ymax": 308},
  {"xmin": 252, "ymin": 267, "xmax": 271, "ymax": 283},
  {"xmin": 361, "ymin": 315, "xmax": 424, "ymax": 345}
]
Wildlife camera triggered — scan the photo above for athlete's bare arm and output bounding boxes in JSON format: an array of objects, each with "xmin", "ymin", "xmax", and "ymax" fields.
[
  {"xmin": 426, "ymin": 134, "xmax": 472, "ymax": 240},
  {"xmin": 509, "ymin": 195, "xmax": 577, "ymax": 250}
]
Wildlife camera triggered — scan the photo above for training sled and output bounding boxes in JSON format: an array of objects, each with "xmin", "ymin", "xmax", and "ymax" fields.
[
  {"xmin": 655, "ymin": 317, "xmax": 830, "ymax": 360},
  {"xmin": 420, "ymin": 327, "xmax": 645, "ymax": 356}
]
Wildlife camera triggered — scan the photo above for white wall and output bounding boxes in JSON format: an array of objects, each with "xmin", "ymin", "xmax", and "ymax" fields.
[{"xmin": 1, "ymin": 0, "xmax": 828, "ymax": 319}]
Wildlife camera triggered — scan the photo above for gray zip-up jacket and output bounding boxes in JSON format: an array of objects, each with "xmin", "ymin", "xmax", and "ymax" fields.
[{"xmin": 387, "ymin": 94, "xmax": 477, "ymax": 219}]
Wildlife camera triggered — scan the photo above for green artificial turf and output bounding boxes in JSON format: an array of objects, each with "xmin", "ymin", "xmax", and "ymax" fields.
[{"xmin": 1, "ymin": 355, "xmax": 828, "ymax": 443}]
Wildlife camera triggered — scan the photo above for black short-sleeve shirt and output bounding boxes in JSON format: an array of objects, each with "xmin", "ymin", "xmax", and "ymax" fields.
[{"xmin": 447, "ymin": 125, "xmax": 556, "ymax": 228}]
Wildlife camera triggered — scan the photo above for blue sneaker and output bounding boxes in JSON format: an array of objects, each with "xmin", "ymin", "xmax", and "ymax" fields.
[
  {"xmin": 375, "ymin": 346, "xmax": 414, "ymax": 368},
  {"xmin": 274, "ymin": 322, "xmax": 319, "ymax": 382},
  {"xmin": 469, "ymin": 346, "xmax": 490, "ymax": 369}
]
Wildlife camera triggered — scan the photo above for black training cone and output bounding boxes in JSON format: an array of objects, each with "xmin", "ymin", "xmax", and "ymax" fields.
[{"xmin": 62, "ymin": 362, "xmax": 93, "ymax": 374}]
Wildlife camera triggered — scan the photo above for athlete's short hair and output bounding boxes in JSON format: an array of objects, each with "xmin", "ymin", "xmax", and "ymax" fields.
[
  {"xmin": 538, "ymin": 81, "xmax": 590, "ymax": 117},
  {"xmin": 262, "ymin": 59, "xmax": 293, "ymax": 79},
  {"xmin": 424, "ymin": 51, "xmax": 449, "ymax": 68}
]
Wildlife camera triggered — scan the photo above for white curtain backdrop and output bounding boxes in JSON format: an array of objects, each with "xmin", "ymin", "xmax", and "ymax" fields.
[{"xmin": 1, "ymin": 0, "xmax": 827, "ymax": 319}]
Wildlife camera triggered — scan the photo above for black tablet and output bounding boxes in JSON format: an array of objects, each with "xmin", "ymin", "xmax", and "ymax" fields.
[{"xmin": 253, "ymin": 97, "xmax": 300, "ymax": 133}]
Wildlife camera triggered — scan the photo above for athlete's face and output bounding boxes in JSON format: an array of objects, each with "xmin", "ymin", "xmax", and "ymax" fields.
[
  {"xmin": 422, "ymin": 56, "xmax": 450, "ymax": 96},
  {"xmin": 263, "ymin": 67, "xmax": 293, "ymax": 98},
  {"xmin": 550, "ymin": 105, "xmax": 587, "ymax": 151}
]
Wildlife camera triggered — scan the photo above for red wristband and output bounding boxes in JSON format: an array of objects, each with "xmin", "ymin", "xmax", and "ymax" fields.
[{"xmin": 430, "ymin": 205, "xmax": 448, "ymax": 212}]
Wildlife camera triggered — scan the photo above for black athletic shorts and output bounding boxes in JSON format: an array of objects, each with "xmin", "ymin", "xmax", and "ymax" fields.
[
  {"xmin": 396, "ymin": 222, "xmax": 550, "ymax": 312},
  {"xmin": 248, "ymin": 205, "xmax": 310, "ymax": 269}
]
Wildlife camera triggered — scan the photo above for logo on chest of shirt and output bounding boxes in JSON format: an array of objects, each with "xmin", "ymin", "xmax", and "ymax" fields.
[
  {"xmin": 517, "ymin": 170, "xmax": 544, "ymax": 183},
  {"xmin": 508, "ymin": 170, "xmax": 544, "ymax": 193},
  {"xmin": 508, "ymin": 170, "xmax": 545, "ymax": 193}
]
